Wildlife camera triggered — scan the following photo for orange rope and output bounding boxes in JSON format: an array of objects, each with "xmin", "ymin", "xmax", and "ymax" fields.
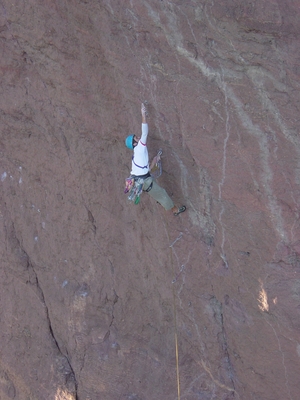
[{"xmin": 168, "ymin": 226, "xmax": 181, "ymax": 400}]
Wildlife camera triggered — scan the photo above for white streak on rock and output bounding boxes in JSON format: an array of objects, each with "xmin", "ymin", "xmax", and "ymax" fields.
[{"xmin": 146, "ymin": 4, "xmax": 288, "ymax": 242}]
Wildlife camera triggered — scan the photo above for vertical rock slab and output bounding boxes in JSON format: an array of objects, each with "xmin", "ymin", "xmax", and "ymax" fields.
[{"xmin": 0, "ymin": 1, "xmax": 300, "ymax": 399}]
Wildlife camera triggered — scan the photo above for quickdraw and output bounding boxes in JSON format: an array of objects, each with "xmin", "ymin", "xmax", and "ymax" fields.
[
  {"xmin": 126, "ymin": 177, "xmax": 145, "ymax": 205},
  {"xmin": 150, "ymin": 149, "xmax": 163, "ymax": 179}
]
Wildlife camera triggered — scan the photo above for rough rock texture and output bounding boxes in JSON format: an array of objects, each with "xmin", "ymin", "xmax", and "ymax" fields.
[{"xmin": 1, "ymin": 1, "xmax": 300, "ymax": 399}]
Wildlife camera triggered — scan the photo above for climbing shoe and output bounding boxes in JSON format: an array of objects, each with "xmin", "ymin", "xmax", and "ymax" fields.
[{"xmin": 173, "ymin": 205, "xmax": 186, "ymax": 216}]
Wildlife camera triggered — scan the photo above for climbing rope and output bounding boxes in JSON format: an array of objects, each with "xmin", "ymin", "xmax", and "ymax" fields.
[
  {"xmin": 172, "ymin": 280, "xmax": 181, "ymax": 400},
  {"xmin": 150, "ymin": 150, "xmax": 181, "ymax": 399},
  {"xmin": 167, "ymin": 223, "xmax": 181, "ymax": 400}
]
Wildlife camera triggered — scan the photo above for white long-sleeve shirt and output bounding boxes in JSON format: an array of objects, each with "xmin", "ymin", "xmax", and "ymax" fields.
[{"xmin": 131, "ymin": 123, "xmax": 149, "ymax": 176}]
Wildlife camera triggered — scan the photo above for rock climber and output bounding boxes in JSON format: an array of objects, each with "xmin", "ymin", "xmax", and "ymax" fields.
[{"xmin": 125, "ymin": 103, "xmax": 186, "ymax": 216}]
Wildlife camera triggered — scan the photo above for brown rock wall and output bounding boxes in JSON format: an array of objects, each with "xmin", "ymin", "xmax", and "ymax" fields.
[{"xmin": 0, "ymin": 1, "xmax": 300, "ymax": 399}]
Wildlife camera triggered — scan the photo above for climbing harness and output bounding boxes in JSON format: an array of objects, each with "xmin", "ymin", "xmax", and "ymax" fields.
[
  {"xmin": 124, "ymin": 170, "xmax": 152, "ymax": 204},
  {"xmin": 124, "ymin": 149, "xmax": 163, "ymax": 205}
]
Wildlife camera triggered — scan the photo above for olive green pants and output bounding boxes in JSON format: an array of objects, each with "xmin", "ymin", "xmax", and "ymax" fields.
[{"xmin": 143, "ymin": 176, "xmax": 174, "ymax": 211}]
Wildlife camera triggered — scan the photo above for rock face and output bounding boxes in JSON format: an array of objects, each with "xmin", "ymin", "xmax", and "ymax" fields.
[{"xmin": 1, "ymin": 1, "xmax": 300, "ymax": 399}]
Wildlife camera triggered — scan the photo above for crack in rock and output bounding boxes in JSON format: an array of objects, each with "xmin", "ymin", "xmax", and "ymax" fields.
[
  {"xmin": 32, "ymin": 267, "xmax": 79, "ymax": 400},
  {"xmin": 103, "ymin": 290, "xmax": 119, "ymax": 342},
  {"xmin": 210, "ymin": 296, "xmax": 236, "ymax": 392},
  {"xmin": 85, "ymin": 206, "xmax": 97, "ymax": 234},
  {"xmin": 27, "ymin": 262, "xmax": 79, "ymax": 399},
  {"xmin": 4, "ymin": 215, "xmax": 79, "ymax": 399}
]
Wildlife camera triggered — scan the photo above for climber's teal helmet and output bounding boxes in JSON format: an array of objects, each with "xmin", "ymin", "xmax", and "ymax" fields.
[{"xmin": 125, "ymin": 135, "xmax": 134, "ymax": 150}]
